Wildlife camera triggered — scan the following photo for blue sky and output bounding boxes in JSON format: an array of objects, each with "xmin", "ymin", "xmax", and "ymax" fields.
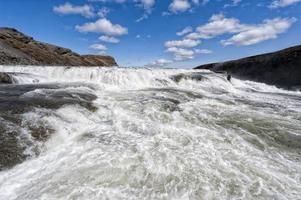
[{"xmin": 0, "ymin": 0, "xmax": 301, "ymax": 68}]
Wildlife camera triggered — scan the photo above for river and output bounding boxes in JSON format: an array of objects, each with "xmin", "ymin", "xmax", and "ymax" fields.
[{"xmin": 0, "ymin": 66, "xmax": 301, "ymax": 199}]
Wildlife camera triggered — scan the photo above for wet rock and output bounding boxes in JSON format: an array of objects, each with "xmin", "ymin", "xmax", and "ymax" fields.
[
  {"xmin": 0, "ymin": 118, "xmax": 26, "ymax": 170},
  {"xmin": 0, "ymin": 27, "xmax": 118, "ymax": 66},
  {"xmin": 0, "ymin": 84, "xmax": 97, "ymax": 113},
  {"xmin": 0, "ymin": 72, "xmax": 13, "ymax": 84},
  {"xmin": 0, "ymin": 114, "xmax": 55, "ymax": 171},
  {"xmin": 0, "ymin": 83, "xmax": 98, "ymax": 170},
  {"xmin": 227, "ymin": 74, "xmax": 231, "ymax": 82},
  {"xmin": 170, "ymin": 72, "xmax": 208, "ymax": 82}
]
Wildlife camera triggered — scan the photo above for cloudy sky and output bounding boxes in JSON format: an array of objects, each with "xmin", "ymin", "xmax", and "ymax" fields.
[{"xmin": 0, "ymin": 0, "xmax": 301, "ymax": 68}]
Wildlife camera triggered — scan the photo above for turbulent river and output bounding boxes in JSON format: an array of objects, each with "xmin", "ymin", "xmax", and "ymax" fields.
[{"xmin": 0, "ymin": 66, "xmax": 301, "ymax": 200}]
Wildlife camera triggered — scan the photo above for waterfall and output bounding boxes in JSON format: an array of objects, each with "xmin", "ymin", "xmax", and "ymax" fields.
[{"xmin": 0, "ymin": 66, "xmax": 301, "ymax": 200}]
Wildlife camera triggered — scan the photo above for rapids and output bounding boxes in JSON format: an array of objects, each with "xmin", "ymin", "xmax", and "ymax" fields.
[{"xmin": 0, "ymin": 66, "xmax": 301, "ymax": 200}]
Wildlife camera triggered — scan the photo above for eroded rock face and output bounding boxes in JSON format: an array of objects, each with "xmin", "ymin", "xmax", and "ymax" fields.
[
  {"xmin": 195, "ymin": 45, "xmax": 301, "ymax": 90},
  {"xmin": 0, "ymin": 28, "xmax": 118, "ymax": 66}
]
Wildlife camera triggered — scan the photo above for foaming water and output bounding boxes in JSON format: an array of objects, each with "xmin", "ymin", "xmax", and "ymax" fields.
[{"xmin": 0, "ymin": 66, "xmax": 301, "ymax": 200}]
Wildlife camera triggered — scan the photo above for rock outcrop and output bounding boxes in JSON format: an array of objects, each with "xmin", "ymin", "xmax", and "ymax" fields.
[
  {"xmin": 0, "ymin": 72, "xmax": 13, "ymax": 84},
  {"xmin": 0, "ymin": 28, "xmax": 117, "ymax": 66},
  {"xmin": 194, "ymin": 45, "xmax": 301, "ymax": 90},
  {"xmin": 170, "ymin": 72, "xmax": 208, "ymax": 82}
]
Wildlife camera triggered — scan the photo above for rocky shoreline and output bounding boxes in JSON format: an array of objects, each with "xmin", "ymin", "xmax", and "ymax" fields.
[
  {"xmin": 0, "ymin": 28, "xmax": 117, "ymax": 67},
  {"xmin": 195, "ymin": 45, "xmax": 301, "ymax": 90}
]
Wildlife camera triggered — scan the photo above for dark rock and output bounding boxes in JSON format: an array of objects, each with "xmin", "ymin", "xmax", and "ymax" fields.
[
  {"xmin": 194, "ymin": 45, "xmax": 301, "ymax": 90},
  {"xmin": 0, "ymin": 27, "xmax": 118, "ymax": 66},
  {"xmin": 0, "ymin": 83, "xmax": 97, "ymax": 113},
  {"xmin": 0, "ymin": 72, "xmax": 13, "ymax": 84},
  {"xmin": 0, "ymin": 119, "xmax": 28, "ymax": 170},
  {"xmin": 227, "ymin": 74, "xmax": 231, "ymax": 82},
  {"xmin": 170, "ymin": 72, "xmax": 208, "ymax": 82}
]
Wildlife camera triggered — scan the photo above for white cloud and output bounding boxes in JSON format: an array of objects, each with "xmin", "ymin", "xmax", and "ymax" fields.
[
  {"xmin": 165, "ymin": 39, "xmax": 201, "ymax": 48},
  {"xmin": 162, "ymin": 13, "xmax": 295, "ymax": 61},
  {"xmin": 183, "ymin": 14, "xmax": 295, "ymax": 46},
  {"xmin": 53, "ymin": 2, "xmax": 94, "ymax": 18},
  {"xmin": 167, "ymin": 0, "xmax": 208, "ymax": 14},
  {"xmin": 222, "ymin": 18, "xmax": 296, "ymax": 46},
  {"xmin": 166, "ymin": 47, "xmax": 194, "ymax": 60},
  {"xmin": 76, "ymin": 18, "xmax": 128, "ymax": 36},
  {"xmin": 90, "ymin": 0, "xmax": 155, "ymax": 12},
  {"xmin": 162, "ymin": 11, "xmax": 171, "ymax": 16},
  {"xmin": 136, "ymin": 13, "xmax": 149, "ymax": 22},
  {"xmin": 90, "ymin": 44, "xmax": 107, "ymax": 51},
  {"xmin": 134, "ymin": 0, "xmax": 155, "ymax": 22},
  {"xmin": 184, "ymin": 32, "xmax": 203, "ymax": 40},
  {"xmin": 169, "ymin": 0, "xmax": 191, "ymax": 13},
  {"xmin": 99, "ymin": 35, "xmax": 120, "ymax": 43},
  {"xmin": 136, "ymin": 0, "xmax": 155, "ymax": 10},
  {"xmin": 89, "ymin": 44, "xmax": 107, "ymax": 54},
  {"xmin": 185, "ymin": 14, "xmax": 247, "ymax": 40},
  {"xmin": 176, "ymin": 26, "xmax": 193, "ymax": 36},
  {"xmin": 195, "ymin": 49, "xmax": 212, "ymax": 54},
  {"xmin": 270, "ymin": 0, "xmax": 301, "ymax": 8},
  {"xmin": 97, "ymin": 7, "xmax": 110, "ymax": 18},
  {"xmin": 166, "ymin": 47, "xmax": 210, "ymax": 60},
  {"xmin": 147, "ymin": 58, "xmax": 173, "ymax": 67}
]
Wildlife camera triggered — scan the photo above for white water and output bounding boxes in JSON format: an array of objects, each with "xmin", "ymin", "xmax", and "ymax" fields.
[{"xmin": 0, "ymin": 66, "xmax": 301, "ymax": 200}]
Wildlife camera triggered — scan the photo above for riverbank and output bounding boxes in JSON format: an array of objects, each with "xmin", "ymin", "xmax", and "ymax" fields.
[
  {"xmin": 195, "ymin": 45, "xmax": 301, "ymax": 90},
  {"xmin": 0, "ymin": 28, "xmax": 117, "ymax": 67}
]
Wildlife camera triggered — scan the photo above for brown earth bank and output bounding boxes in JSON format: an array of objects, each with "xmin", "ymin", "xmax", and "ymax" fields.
[
  {"xmin": 194, "ymin": 45, "xmax": 301, "ymax": 90},
  {"xmin": 0, "ymin": 27, "xmax": 117, "ymax": 67}
]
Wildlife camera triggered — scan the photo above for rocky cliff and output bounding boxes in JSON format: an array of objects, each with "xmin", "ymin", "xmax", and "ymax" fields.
[
  {"xmin": 195, "ymin": 45, "xmax": 301, "ymax": 90},
  {"xmin": 0, "ymin": 28, "xmax": 117, "ymax": 66}
]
